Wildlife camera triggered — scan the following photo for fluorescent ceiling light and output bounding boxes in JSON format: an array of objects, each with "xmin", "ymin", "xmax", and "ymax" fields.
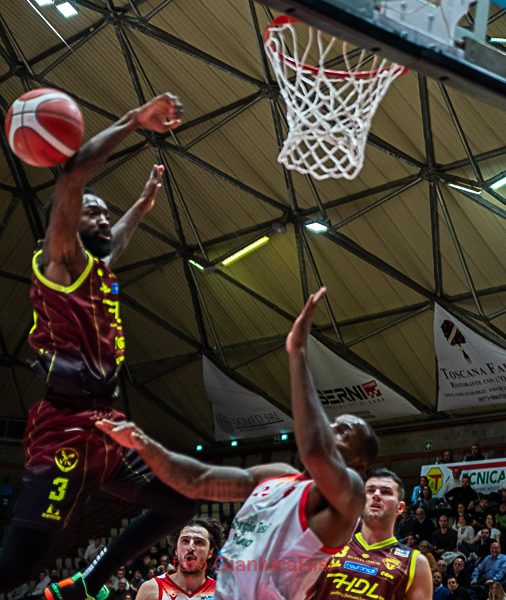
[
  {"xmin": 195, "ymin": 444, "xmax": 203, "ymax": 452},
  {"xmin": 221, "ymin": 236, "xmax": 269, "ymax": 266},
  {"xmin": 56, "ymin": 2, "xmax": 78, "ymax": 17},
  {"xmin": 230, "ymin": 440, "xmax": 238, "ymax": 447},
  {"xmin": 305, "ymin": 221, "xmax": 329, "ymax": 233},
  {"xmin": 447, "ymin": 182, "xmax": 482, "ymax": 195},
  {"xmin": 189, "ymin": 259, "xmax": 204, "ymax": 271},
  {"xmin": 490, "ymin": 38, "xmax": 506, "ymax": 44},
  {"xmin": 34, "ymin": 0, "xmax": 53, "ymax": 6},
  {"xmin": 490, "ymin": 174, "xmax": 506, "ymax": 191}
]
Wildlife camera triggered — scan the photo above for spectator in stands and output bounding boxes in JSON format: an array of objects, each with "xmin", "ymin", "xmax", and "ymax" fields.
[
  {"xmin": 438, "ymin": 450, "xmax": 456, "ymax": 465},
  {"xmin": 412, "ymin": 476, "xmax": 430, "ymax": 505},
  {"xmin": 414, "ymin": 485, "xmax": 437, "ymax": 516},
  {"xmin": 447, "ymin": 576, "xmax": 472, "ymax": 599},
  {"xmin": 413, "ymin": 506, "xmax": 436, "ymax": 543},
  {"xmin": 395, "ymin": 507, "xmax": 416, "ymax": 541},
  {"xmin": 129, "ymin": 569, "xmax": 144, "ymax": 595},
  {"xmin": 110, "ymin": 567, "xmax": 129, "ymax": 591},
  {"xmin": 434, "ymin": 570, "xmax": 452, "ymax": 599},
  {"xmin": 405, "ymin": 533, "xmax": 418, "ymax": 548},
  {"xmin": 49, "ymin": 568, "xmax": 60, "ymax": 583},
  {"xmin": 29, "ymin": 570, "xmax": 51, "ymax": 597},
  {"xmin": 110, "ymin": 578, "xmax": 129, "ymax": 600},
  {"xmin": 449, "ymin": 556, "xmax": 473, "ymax": 588},
  {"xmin": 471, "ymin": 542, "xmax": 506, "ymax": 595},
  {"xmin": 442, "ymin": 467, "xmax": 464, "ymax": 498},
  {"xmin": 496, "ymin": 503, "xmax": 506, "ymax": 533},
  {"xmin": 84, "ymin": 538, "xmax": 105, "ymax": 566},
  {"xmin": 438, "ymin": 559, "xmax": 450, "ymax": 583},
  {"xmin": 485, "ymin": 514, "xmax": 502, "ymax": 544},
  {"xmin": 473, "ymin": 527, "xmax": 495, "ymax": 564},
  {"xmin": 433, "ymin": 515, "xmax": 459, "ymax": 559},
  {"xmin": 454, "ymin": 515, "xmax": 475, "ymax": 551},
  {"xmin": 147, "ymin": 545, "xmax": 160, "ymax": 567},
  {"xmin": 489, "ymin": 581, "xmax": 506, "ymax": 599},
  {"xmin": 419, "ymin": 540, "xmax": 439, "ymax": 572},
  {"xmin": 145, "ymin": 568, "xmax": 156, "ymax": 580},
  {"xmin": 474, "ymin": 498, "xmax": 492, "ymax": 523},
  {"xmin": 445, "ymin": 475, "xmax": 480, "ymax": 512},
  {"xmin": 9, "ymin": 581, "xmax": 29, "ymax": 600},
  {"xmin": 464, "ymin": 444, "xmax": 486, "ymax": 462}
]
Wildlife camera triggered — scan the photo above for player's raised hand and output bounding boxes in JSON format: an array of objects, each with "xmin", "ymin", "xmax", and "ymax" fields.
[
  {"xmin": 95, "ymin": 419, "xmax": 147, "ymax": 451},
  {"xmin": 135, "ymin": 93, "xmax": 183, "ymax": 133},
  {"xmin": 138, "ymin": 164, "xmax": 164, "ymax": 213},
  {"xmin": 286, "ymin": 287, "xmax": 326, "ymax": 354}
]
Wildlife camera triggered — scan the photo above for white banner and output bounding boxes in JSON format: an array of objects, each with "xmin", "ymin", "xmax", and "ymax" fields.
[
  {"xmin": 421, "ymin": 459, "xmax": 506, "ymax": 497},
  {"xmin": 434, "ymin": 304, "xmax": 506, "ymax": 411},
  {"xmin": 203, "ymin": 357, "xmax": 293, "ymax": 441},
  {"xmin": 307, "ymin": 336, "xmax": 420, "ymax": 421}
]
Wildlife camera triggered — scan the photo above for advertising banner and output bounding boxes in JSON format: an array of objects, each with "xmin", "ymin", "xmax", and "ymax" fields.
[
  {"xmin": 203, "ymin": 356, "xmax": 293, "ymax": 441},
  {"xmin": 434, "ymin": 304, "xmax": 506, "ymax": 411},
  {"xmin": 421, "ymin": 458, "xmax": 506, "ymax": 497},
  {"xmin": 307, "ymin": 336, "xmax": 420, "ymax": 421}
]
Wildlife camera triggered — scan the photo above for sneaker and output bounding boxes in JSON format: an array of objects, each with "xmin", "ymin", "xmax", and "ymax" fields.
[{"xmin": 44, "ymin": 573, "xmax": 109, "ymax": 600}]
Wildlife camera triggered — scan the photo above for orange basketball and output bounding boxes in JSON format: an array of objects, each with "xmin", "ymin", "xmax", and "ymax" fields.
[{"xmin": 5, "ymin": 88, "xmax": 84, "ymax": 168}]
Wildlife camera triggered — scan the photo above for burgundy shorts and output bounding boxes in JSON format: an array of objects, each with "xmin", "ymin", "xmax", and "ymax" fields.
[{"xmin": 12, "ymin": 399, "xmax": 156, "ymax": 532}]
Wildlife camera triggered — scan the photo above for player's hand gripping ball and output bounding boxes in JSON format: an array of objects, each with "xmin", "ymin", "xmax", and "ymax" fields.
[{"xmin": 5, "ymin": 87, "xmax": 84, "ymax": 167}]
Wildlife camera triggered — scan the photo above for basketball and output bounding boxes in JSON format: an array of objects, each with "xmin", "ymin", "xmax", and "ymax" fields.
[{"xmin": 5, "ymin": 88, "xmax": 84, "ymax": 168}]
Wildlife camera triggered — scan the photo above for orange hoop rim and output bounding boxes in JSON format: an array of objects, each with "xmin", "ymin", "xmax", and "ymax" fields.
[{"xmin": 264, "ymin": 15, "xmax": 408, "ymax": 80}]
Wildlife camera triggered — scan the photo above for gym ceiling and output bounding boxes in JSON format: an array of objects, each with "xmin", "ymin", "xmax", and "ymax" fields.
[{"xmin": 0, "ymin": 0, "xmax": 506, "ymax": 451}]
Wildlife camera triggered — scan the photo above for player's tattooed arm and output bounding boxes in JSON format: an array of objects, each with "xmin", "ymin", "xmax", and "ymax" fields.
[{"xmin": 95, "ymin": 419, "xmax": 291, "ymax": 501}]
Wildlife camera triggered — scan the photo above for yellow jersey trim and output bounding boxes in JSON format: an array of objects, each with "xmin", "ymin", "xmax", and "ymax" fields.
[
  {"xmin": 32, "ymin": 250, "xmax": 94, "ymax": 294},
  {"xmin": 405, "ymin": 549, "xmax": 419, "ymax": 592},
  {"xmin": 355, "ymin": 531, "xmax": 398, "ymax": 551}
]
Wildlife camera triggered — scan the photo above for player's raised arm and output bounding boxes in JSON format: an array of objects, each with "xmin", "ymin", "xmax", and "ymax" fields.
[
  {"xmin": 43, "ymin": 93, "xmax": 182, "ymax": 282},
  {"xmin": 286, "ymin": 288, "xmax": 377, "ymax": 514},
  {"xmin": 95, "ymin": 420, "xmax": 294, "ymax": 501},
  {"xmin": 106, "ymin": 164, "xmax": 164, "ymax": 267}
]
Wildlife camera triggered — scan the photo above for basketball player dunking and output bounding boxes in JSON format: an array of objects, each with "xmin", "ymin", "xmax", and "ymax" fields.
[
  {"xmin": 0, "ymin": 94, "xmax": 197, "ymax": 599},
  {"xmin": 97, "ymin": 288, "xmax": 380, "ymax": 600}
]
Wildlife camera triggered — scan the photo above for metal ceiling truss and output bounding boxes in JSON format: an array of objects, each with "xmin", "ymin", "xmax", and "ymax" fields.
[{"xmin": 1, "ymin": 0, "xmax": 506, "ymax": 434}]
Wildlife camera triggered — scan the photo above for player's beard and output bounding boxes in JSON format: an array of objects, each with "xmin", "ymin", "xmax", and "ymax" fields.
[{"xmin": 81, "ymin": 231, "xmax": 112, "ymax": 258}]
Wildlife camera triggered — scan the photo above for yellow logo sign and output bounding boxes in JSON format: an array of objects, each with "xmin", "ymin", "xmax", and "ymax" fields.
[
  {"xmin": 55, "ymin": 448, "xmax": 79, "ymax": 472},
  {"xmin": 384, "ymin": 557, "xmax": 400, "ymax": 570},
  {"xmin": 426, "ymin": 467, "xmax": 444, "ymax": 494}
]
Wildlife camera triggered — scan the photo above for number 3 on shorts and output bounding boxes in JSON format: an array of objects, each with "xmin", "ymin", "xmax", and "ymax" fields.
[{"xmin": 49, "ymin": 477, "xmax": 69, "ymax": 501}]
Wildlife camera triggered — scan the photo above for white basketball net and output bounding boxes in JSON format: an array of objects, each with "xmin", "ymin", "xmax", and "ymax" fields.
[{"xmin": 264, "ymin": 17, "xmax": 407, "ymax": 180}]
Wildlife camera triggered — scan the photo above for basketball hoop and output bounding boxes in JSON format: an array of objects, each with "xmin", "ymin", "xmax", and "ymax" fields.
[{"xmin": 264, "ymin": 15, "xmax": 408, "ymax": 180}]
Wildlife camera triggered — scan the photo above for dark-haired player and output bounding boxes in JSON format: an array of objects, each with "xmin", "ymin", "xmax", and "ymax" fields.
[
  {"xmin": 136, "ymin": 517, "xmax": 224, "ymax": 600},
  {"xmin": 0, "ymin": 93, "xmax": 196, "ymax": 599},
  {"xmin": 96, "ymin": 288, "xmax": 380, "ymax": 600},
  {"xmin": 309, "ymin": 468, "xmax": 432, "ymax": 599}
]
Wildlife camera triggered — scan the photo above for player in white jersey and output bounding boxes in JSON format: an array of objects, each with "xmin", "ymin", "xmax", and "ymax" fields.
[
  {"xmin": 136, "ymin": 517, "xmax": 222, "ymax": 600},
  {"xmin": 96, "ymin": 288, "xmax": 379, "ymax": 600}
]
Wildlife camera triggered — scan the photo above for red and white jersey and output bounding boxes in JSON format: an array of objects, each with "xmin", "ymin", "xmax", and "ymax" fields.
[
  {"xmin": 155, "ymin": 573, "xmax": 216, "ymax": 600},
  {"xmin": 214, "ymin": 474, "xmax": 340, "ymax": 600}
]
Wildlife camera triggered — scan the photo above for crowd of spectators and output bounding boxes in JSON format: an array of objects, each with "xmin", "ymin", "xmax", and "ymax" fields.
[{"xmin": 396, "ymin": 444, "xmax": 506, "ymax": 600}]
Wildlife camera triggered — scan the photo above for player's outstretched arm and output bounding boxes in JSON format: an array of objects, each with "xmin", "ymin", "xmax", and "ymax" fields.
[
  {"xmin": 95, "ymin": 419, "xmax": 292, "ymax": 501},
  {"xmin": 44, "ymin": 93, "xmax": 182, "ymax": 283},
  {"xmin": 286, "ymin": 288, "xmax": 363, "ymax": 512},
  {"xmin": 406, "ymin": 553, "xmax": 432, "ymax": 600},
  {"xmin": 107, "ymin": 164, "xmax": 164, "ymax": 267}
]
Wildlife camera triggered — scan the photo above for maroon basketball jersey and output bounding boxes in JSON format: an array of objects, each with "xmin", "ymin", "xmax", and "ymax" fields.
[
  {"xmin": 29, "ymin": 248, "xmax": 125, "ymax": 406},
  {"xmin": 309, "ymin": 532, "xmax": 417, "ymax": 599}
]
